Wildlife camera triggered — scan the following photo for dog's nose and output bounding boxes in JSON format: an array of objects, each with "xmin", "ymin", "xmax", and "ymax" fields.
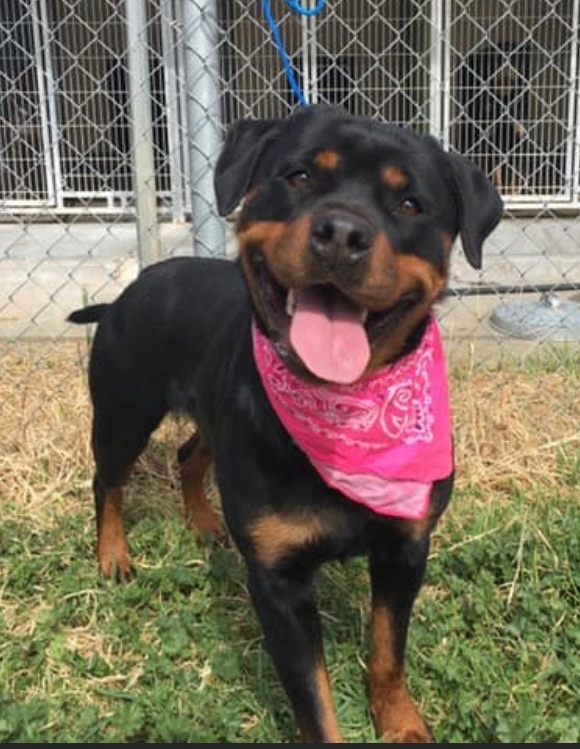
[{"xmin": 311, "ymin": 211, "xmax": 374, "ymax": 262}]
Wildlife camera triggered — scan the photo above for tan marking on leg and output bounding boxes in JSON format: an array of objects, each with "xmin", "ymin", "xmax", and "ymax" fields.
[
  {"xmin": 248, "ymin": 510, "xmax": 346, "ymax": 567},
  {"xmin": 97, "ymin": 487, "xmax": 133, "ymax": 581},
  {"xmin": 392, "ymin": 515, "xmax": 431, "ymax": 543},
  {"xmin": 370, "ymin": 604, "xmax": 432, "ymax": 743},
  {"xmin": 299, "ymin": 662, "xmax": 343, "ymax": 743},
  {"xmin": 248, "ymin": 513, "xmax": 324, "ymax": 567},
  {"xmin": 180, "ymin": 437, "xmax": 222, "ymax": 539}
]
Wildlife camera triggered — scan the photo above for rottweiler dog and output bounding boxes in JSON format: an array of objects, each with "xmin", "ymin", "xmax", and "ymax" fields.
[
  {"xmin": 68, "ymin": 105, "xmax": 502, "ymax": 742},
  {"xmin": 460, "ymin": 42, "xmax": 532, "ymax": 193}
]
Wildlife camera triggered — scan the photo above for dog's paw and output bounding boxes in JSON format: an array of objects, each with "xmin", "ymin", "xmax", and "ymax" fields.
[
  {"xmin": 186, "ymin": 512, "xmax": 226, "ymax": 545},
  {"xmin": 372, "ymin": 688, "xmax": 433, "ymax": 743},
  {"xmin": 381, "ymin": 725, "xmax": 434, "ymax": 743},
  {"xmin": 98, "ymin": 546, "xmax": 135, "ymax": 583},
  {"xmin": 378, "ymin": 718, "xmax": 434, "ymax": 744}
]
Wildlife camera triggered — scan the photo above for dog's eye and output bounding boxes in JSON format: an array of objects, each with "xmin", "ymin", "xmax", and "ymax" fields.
[
  {"xmin": 396, "ymin": 197, "xmax": 422, "ymax": 216},
  {"xmin": 286, "ymin": 170, "xmax": 311, "ymax": 189}
]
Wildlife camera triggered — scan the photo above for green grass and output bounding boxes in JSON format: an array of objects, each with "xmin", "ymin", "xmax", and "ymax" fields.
[
  {"xmin": 0, "ymin": 482, "xmax": 578, "ymax": 742},
  {"xmin": 0, "ymin": 346, "xmax": 578, "ymax": 742}
]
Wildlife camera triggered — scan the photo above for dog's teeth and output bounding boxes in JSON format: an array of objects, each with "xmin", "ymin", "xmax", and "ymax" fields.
[
  {"xmin": 286, "ymin": 289, "xmax": 297, "ymax": 316},
  {"xmin": 361, "ymin": 309, "xmax": 369, "ymax": 323}
]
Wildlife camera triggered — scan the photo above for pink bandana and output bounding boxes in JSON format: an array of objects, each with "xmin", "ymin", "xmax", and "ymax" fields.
[{"xmin": 252, "ymin": 317, "xmax": 453, "ymax": 520}]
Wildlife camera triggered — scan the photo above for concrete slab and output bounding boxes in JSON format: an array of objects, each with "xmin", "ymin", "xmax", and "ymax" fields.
[
  {"xmin": 1, "ymin": 218, "xmax": 579, "ymax": 363},
  {"xmin": 438, "ymin": 291, "xmax": 580, "ymax": 364}
]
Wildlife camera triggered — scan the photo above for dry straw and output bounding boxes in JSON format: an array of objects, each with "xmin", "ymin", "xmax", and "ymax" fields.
[{"xmin": 0, "ymin": 341, "xmax": 577, "ymax": 531}]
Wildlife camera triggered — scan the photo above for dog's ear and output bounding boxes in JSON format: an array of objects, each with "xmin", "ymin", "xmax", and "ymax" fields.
[
  {"xmin": 447, "ymin": 152, "xmax": 504, "ymax": 269},
  {"xmin": 214, "ymin": 118, "xmax": 282, "ymax": 216}
]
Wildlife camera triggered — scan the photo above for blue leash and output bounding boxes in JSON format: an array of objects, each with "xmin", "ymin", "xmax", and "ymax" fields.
[{"xmin": 261, "ymin": 0, "xmax": 327, "ymax": 107}]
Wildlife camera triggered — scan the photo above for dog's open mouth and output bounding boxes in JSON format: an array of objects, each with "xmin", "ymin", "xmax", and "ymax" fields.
[{"xmin": 254, "ymin": 258, "xmax": 423, "ymax": 384}]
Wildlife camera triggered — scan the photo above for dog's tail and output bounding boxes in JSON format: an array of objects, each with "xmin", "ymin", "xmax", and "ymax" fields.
[{"xmin": 67, "ymin": 303, "xmax": 109, "ymax": 325}]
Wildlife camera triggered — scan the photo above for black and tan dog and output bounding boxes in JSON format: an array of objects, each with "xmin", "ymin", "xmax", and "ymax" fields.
[
  {"xmin": 68, "ymin": 105, "xmax": 502, "ymax": 742},
  {"xmin": 460, "ymin": 42, "xmax": 532, "ymax": 193}
]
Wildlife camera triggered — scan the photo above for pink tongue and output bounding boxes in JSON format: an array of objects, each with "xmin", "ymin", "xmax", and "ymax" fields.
[{"xmin": 289, "ymin": 287, "xmax": 370, "ymax": 384}]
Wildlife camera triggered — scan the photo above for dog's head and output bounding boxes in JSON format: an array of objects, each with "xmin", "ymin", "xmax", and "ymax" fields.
[{"xmin": 215, "ymin": 105, "xmax": 503, "ymax": 384}]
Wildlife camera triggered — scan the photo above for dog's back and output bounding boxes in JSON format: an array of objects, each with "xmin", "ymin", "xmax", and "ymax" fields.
[{"xmin": 73, "ymin": 257, "xmax": 252, "ymax": 412}]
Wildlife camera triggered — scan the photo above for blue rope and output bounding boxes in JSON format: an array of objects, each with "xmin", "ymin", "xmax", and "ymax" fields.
[
  {"xmin": 261, "ymin": 0, "xmax": 327, "ymax": 107},
  {"xmin": 284, "ymin": 0, "xmax": 327, "ymax": 17}
]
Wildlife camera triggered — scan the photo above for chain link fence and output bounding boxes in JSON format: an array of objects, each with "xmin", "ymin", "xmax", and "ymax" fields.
[{"xmin": 1, "ymin": 0, "xmax": 579, "ymax": 407}]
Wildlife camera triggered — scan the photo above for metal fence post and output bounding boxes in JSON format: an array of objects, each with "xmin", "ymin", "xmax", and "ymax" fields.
[
  {"xmin": 182, "ymin": 0, "xmax": 225, "ymax": 257},
  {"xmin": 429, "ymin": 0, "xmax": 444, "ymax": 141},
  {"xmin": 125, "ymin": 0, "xmax": 161, "ymax": 267}
]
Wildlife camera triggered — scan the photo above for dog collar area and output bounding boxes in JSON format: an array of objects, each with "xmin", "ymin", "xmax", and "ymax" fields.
[{"xmin": 252, "ymin": 317, "xmax": 453, "ymax": 520}]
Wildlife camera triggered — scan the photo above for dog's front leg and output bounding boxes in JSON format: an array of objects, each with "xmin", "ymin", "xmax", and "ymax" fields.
[
  {"xmin": 247, "ymin": 564, "xmax": 342, "ymax": 743},
  {"xmin": 368, "ymin": 536, "xmax": 433, "ymax": 743}
]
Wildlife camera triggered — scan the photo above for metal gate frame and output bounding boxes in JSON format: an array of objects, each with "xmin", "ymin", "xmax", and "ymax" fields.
[
  {"xmin": 1, "ymin": 0, "xmax": 188, "ymax": 217},
  {"xmin": 436, "ymin": 0, "xmax": 580, "ymax": 208},
  {"xmin": 1, "ymin": 0, "xmax": 55, "ymax": 207},
  {"xmin": 2, "ymin": 0, "xmax": 580, "ymax": 214},
  {"xmin": 223, "ymin": 0, "xmax": 580, "ymax": 210}
]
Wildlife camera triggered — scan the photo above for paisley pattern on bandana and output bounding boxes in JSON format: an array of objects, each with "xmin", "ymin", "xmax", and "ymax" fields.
[{"xmin": 253, "ymin": 317, "xmax": 453, "ymax": 520}]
